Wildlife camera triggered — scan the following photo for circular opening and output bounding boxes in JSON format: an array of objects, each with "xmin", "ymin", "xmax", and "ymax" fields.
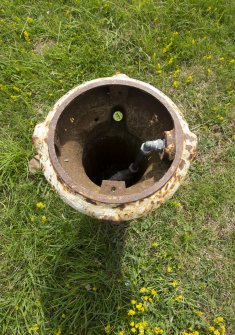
[
  {"xmin": 111, "ymin": 186, "xmax": 116, "ymax": 192},
  {"xmin": 113, "ymin": 111, "xmax": 123, "ymax": 121},
  {"xmin": 83, "ymin": 135, "xmax": 147, "ymax": 187},
  {"xmin": 48, "ymin": 79, "xmax": 183, "ymax": 204}
]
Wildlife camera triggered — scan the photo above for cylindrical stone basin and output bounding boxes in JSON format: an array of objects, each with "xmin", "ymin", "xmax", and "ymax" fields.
[{"xmin": 33, "ymin": 74, "xmax": 197, "ymax": 222}]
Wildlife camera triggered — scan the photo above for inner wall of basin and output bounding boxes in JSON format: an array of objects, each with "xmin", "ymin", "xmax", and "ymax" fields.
[{"xmin": 54, "ymin": 84, "xmax": 174, "ymax": 194}]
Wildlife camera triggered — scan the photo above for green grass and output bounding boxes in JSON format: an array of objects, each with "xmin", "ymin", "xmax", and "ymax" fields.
[{"xmin": 0, "ymin": 0, "xmax": 235, "ymax": 334}]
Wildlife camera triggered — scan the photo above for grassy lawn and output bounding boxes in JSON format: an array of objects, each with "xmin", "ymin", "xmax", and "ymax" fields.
[{"xmin": 0, "ymin": 0, "xmax": 234, "ymax": 334}]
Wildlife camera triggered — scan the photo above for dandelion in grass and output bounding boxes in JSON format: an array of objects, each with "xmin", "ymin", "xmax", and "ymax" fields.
[
  {"xmin": 173, "ymin": 31, "xmax": 179, "ymax": 37},
  {"xmin": 13, "ymin": 86, "xmax": 21, "ymax": 92},
  {"xmin": 173, "ymin": 81, "xmax": 179, "ymax": 88},
  {"xmin": 153, "ymin": 326, "xmax": 164, "ymax": 334},
  {"xmin": 10, "ymin": 95, "xmax": 18, "ymax": 101},
  {"xmin": 27, "ymin": 17, "xmax": 33, "ymax": 23},
  {"xmin": 131, "ymin": 328, "xmax": 136, "ymax": 333},
  {"xmin": 220, "ymin": 325, "xmax": 225, "ymax": 335},
  {"xmin": 229, "ymin": 59, "xmax": 235, "ymax": 63},
  {"xmin": 191, "ymin": 39, "xmax": 195, "ymax": 45},
  {"xmin": 131, "ymin": 299, "xmax": 137, "ymax": 305},
  {"xmin": 170, "ymin": 280, "xmax": 178, "ymax": 287},
  {"xmin": 168, "ymin": 57, "xmax": 174, "ymax": 65},
  {"xmin": 151, "ymin": 289, "xmax": 157, "ymax": 296},
  {"xmin": 139, "ymin": 287, "xmax": 149, "ymax": 294},
  {"xmin": 41, "ymin": 215, "xmax": 47, "ymax": 223},
  {"xmin": 23, "ymin": 31, "xmax": 30, "ymax": 43},
  {"xmin": 148, "ymin": 297, "xmax": 153, "ymax": 303},
  {"xmin": 128, "ymin": 309, "xmax": 136, "ymax": 316},
  {"xmin": 175, "ymin": 295, "xmax": 184, "ymax": 302},
  {"xmin": 173, "ymin": 68, "xmax": 180, "ymax": 77},
  {"xmin": 214, "ymin": 317, "xmax": 224, "ymax": 324},
  {"xmin": 207, "ymin": 69, "xmax": 212, "ymax": 75},
  {"xmin": 151, "ymin": 242, "xmax": 159, "ymax": 248},
  {"xmin": 167, "ymin": 266, "xmax": 172, "ymax": 273},
  {"xmin": 54, "ymin": 328, "xmax": 61, "ymax": 335},
  {"xmin": 119, "ymin": 332, "xmax": 125, "ymax": 335},
  {"xmin": 105, "ymin": 324, "xmax": 111, "ymax": 333},
  {"xmin": 187, "ymin": 75, "xmax": 193, "ymax": 82},
  {"xmin": 28, "ymin": 325, "xmax": 39, "ymax": 332},
  {"xmin": 195, "ymin": 310, "xmax": 204, "ymax": 317},
  {"xmin": 31, "ymin": 216, "xmax": 35, "ymax": 222},
  {"xmin": 36, "ymin": 202, "xmax": 45, "ymax": 209}
]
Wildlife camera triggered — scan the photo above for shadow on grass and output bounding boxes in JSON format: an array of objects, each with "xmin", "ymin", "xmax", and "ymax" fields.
[{"xmin": 42, "ymin": 216, "xmax": 132, "ymax": 335}]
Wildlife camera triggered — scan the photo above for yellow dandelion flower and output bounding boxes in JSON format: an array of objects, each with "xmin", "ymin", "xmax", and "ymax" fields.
[
  {"xmin": 173, "ymin": 69, "xmax": 180, "ymax": 77},
  {"xmin": 119, "ymin": 332, "xmax": 125, "ymax": 335},
  {"xmin": 36, "ymin": 202, "xmax": 45, "ymax": 209},
  {"xmin": 219, "ymin": 57, "xmax": 224, "ymax": 61},
  {"xmin": 28, "ymin": 325, "xmax": 39, "ymax": 332},
  {"xmin": 131, "ymin": 299, "xmax": 137, "ymax": 305},
  {"xmin": 175, "ymin": 295, "xmax": 184, "ymax": 302},
  {"xmin": 92, "ymin": 287, "xmax": 97, "ymax": 292},
  {"xmin": 23, "ymin": 30, "xmax": 30, "ymax": 43},
  {"xmin": 10, "ymin": 95, "xmax": 18, "ymax": 101},
  {"xmin": 128, "ymin": 309, "xmax": 136, "ymax": 316},
  {"xmin": 59, "ymin": 79, "xmax": 63, "ymax": 84},
  {"xmin": 229, "ymin": 59, "xmax": 235, "ymax": 63},
  {"xmin": 136, "ymin": 303, "xmax": 143, "ymax": 310},
  {"xmin": 0, "ymin": 84, "xmax": 6, "ymax": 91},
  {"xmin": 31, "ymin": 216, "xmax": 35, "ymax": 223},
  {"xmin": 213, "ymin": 330, "xmax": 220, "ymax": 335},
  {"xmin": 192, "ymin": 39, "xmax": 195, "ymax": 45},
  {"xmin": 173, "ymin": 81, "xmax": 179, "ymax": 88},
  {"xmin": 195, "ymin": 311, "xmax": 204, "ymax": 317},
  {"xmin": 216, "ymin": 115, "xmax": 224, "ymax": 122},
  {"xmin": 220, "ymin": 325, "xmax": 225, "ymax": 335},
  {"xmin": 151, "ymin": 242, "xmax": 159, "ymax": 248},
  {"xmin": 139, "ymin": 287, "xmax": 148, "ymax": 294},
  {"xmin": 105, "ymin": 324, "xmax": 111, "ymax": 333},
  {"xmin": 168, "ymin": 57, "xmax": 174, "ymax": 65},
  {"xmin": 151, "ymin": 289, "xmax": 157, "ymax": 295},
  {"xmin": 27, "ymin": 17, "xmax": 34, "ymax": 23},
  {"xmin": 187, "ymin": 75, "xmax": 193, "ymax": 82},
  {"xmin": 130, "ymin": 321, "xmax": 135, "ymax": 327},
  {"xmin": 148, "ymin": 297, "xmax": 153, "ymax": 303},
  {"xmin": 131, "ymin": 328, "xmax": 136, "ymax": 333},
  {"xmin": 48, "ymin": 93, "xmax": 53, "ymax": 96},
  {"xmin": 143, "ymin": 296, "xmax": 149, "ymax": 301},
  {"xmin": 41, "ymin": 215, "xmax": 47, "ymax": 223},
  {"xmin": 153, "ymin": 326, "xmax": 164, "ymax": 334},
  {"xmin": 167, "ymin": 266, "xmax": 173, "ymax": 273},
  {"xmin": 140, "ymin": 306, "xmax": 145, "ymax": 312},
  {"xmin": 214, "ymin": 317, "xmax": 224, "ymax": 324},
  {"xmin": 170, "ymin": 280, "xmax": 178, "ymax": 287},
  {"xmin": 173, "ymin": 31, "xmax": 179, "ymax": 37},
  {"xmin": 207, "ymin": 69, "xmax": 212, "ymax": 74},
  {"xmin": 13, "ymin": 86, "xmax": 21, "ymax": 92},
  {"xmin": 54, "ymin": 328, "xmax": 61, "ymax": 335}
]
